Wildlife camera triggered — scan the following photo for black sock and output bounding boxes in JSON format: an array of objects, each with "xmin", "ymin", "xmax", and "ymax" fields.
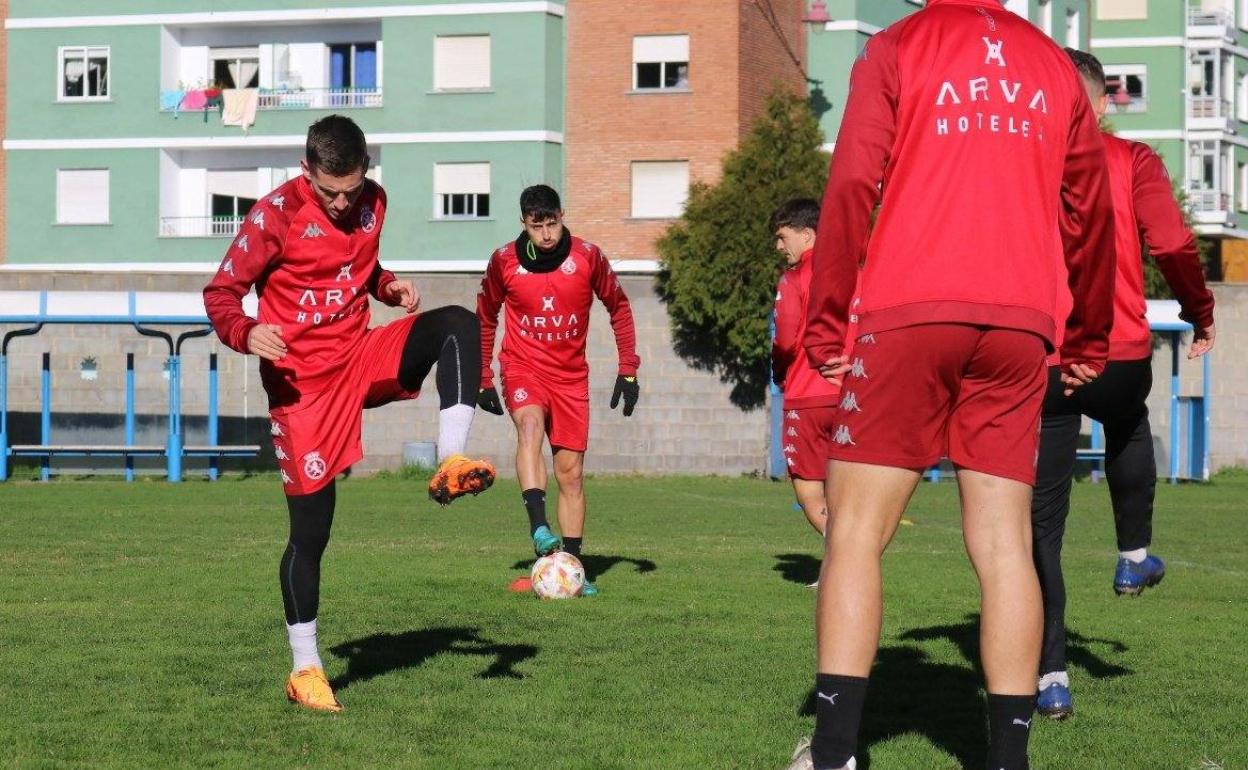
[
  {"xmin": 986, "ymin": 693, "xmax": 1034, "ymax": 770},
  {"xmin": 522, "ymin": 489, "xmax": 548, "ymax": 535},
  {"xmin": 563, "ymin": 536, "xmax": 582, "ymax": 558},
  {"xmin": 811, "ymin": 674, "xmax": 868, "ymax": 769}
]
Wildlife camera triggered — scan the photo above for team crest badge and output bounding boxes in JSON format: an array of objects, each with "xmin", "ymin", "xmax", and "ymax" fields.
[
  {"xmin": 560, "ymin": 259, "xmax": 577, "ymax": 276},
  {"xmin": 513, "ymin": 388, "xmax": 528, "ymax": 404},
  {"xmin": 303, "ymin": 451, "xmax": 327, "ymax": 481},
  {"xmin": 359, "ymin": 206, "xmax": 377, "ymax": 233}
]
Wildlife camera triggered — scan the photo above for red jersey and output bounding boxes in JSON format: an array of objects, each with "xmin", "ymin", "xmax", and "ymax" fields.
[
  {"xmin": 804, "ymin": 0, "xmax": 1116, "ymax": 374},
  {"xmin": 1053, "ymin": 134, "xmax": 1214, "ymax": 362},
  {"xmin": 772, "ymin": 250, "xmax": 850, "ymax": 409},
  {"xmin": 203, "ymin": 175, "xmax": 399, "ymax": 401},
  {"xmin": 477, "ymin": 236, "xmax": 640, "ymax": 386}
]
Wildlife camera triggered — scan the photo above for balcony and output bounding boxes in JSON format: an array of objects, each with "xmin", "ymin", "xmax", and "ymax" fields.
[
  {"xmin": 1187, "ymin": 95, "xmax": 1234, "ymax": 130},
  {"xmin": 159, "ymin": 87, "xmax": 382, "ymax": 113},
  {"xmin": 159, "ymin": 216, "xmax": 243, "ymax": 238},
  {"xmin": 1186, "ymin": 188, "xmax": 1234, "ymax": 227},
  {"xmin": 1188, "ymin": 3, "xmax": 1235, "ymax": 38}
]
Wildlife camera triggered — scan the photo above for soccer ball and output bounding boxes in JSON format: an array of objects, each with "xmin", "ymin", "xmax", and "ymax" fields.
[{"xmin": 530, "ymin": 552, "xmax": 586, "ymax": 599}]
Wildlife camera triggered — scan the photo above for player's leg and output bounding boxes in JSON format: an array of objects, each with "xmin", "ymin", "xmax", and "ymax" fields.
[
  {"xmin": 1031, "ymin": 367, "xmax": 1082, "ymax": 719},
  {"xmin": 510, "ymin": 398, "xmax": 559, "ymax": 556},
  {"xmin": 393, "ymin": 305, "xmax": 496, "ymax": 503},
  {"xmin": 785, "ymin": 406, "xmax": 833, "ymax": 538},
  {"xmin": 280, "ymin": 481, "xmax": 342, "ymax": 712},
  {"xmin": 793, "ymin": 479, "xmax": 828, "ymax": 536},
  {"xmin": 551, "ymin": 446, "xmax": 597, "ymax": 592}
]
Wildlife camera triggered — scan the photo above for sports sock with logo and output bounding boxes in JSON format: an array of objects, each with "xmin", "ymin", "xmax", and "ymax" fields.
[
  {"xmin": 523, "ymin": 489, "xmax": 548, "ymax": 535},
  {"xmin": 986, "ymin": 693, "xmax": 1034, "ymax": 770},
  {"xmin": 811, "ymin": 673, "xmax": 868, "ymax": 769}
]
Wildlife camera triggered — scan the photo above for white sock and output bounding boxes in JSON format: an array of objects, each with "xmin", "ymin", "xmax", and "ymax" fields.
[
  {"xmin": 1038, "ymin": 671, "xmax": 1069, "ymax": 689},
  {"xmin": 1120, "ymin": 548, "xmax": 1147, "ymax": 564},
  {"xmin": 437, "ymin": 403, "xmax": 475, "ymax": 462},
  {"xmin": 287, "ymin": 619, "xmax": 322, "ymax": 673}
]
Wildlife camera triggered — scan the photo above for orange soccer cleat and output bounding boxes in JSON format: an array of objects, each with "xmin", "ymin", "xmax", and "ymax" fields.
[
  {"xmin": 285, "ymin": 666, "xmax": 343, "ymax": 713},
  {"xmin": 428, "ymin": 454, "xmax": 496, "ymax": 506}
]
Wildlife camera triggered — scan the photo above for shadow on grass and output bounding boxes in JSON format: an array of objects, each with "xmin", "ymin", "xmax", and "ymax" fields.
[
  {"xmin": 796, "ymin": 615, "xmax": 1131, "ymax": 768},
  {"xmin": 511, "ymin": 554, "xmax": 657, "ymax": 581},
  {"xmin": 774, "ymin": 553, "xmax": 820, "ymax": 586},
  {"xmin": 328, "ymin": 627, "xmax": 539, "ymax": 691}
]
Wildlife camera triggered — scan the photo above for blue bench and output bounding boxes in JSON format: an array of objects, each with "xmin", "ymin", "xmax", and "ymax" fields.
[{"xmin": 0, "ymin": 290, "xmax": 260, "ymax": 482}]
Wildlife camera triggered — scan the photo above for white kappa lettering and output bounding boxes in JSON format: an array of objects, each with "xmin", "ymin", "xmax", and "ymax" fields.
[
  {"xmin": 234, "ymin": 234, "xmax": 249, "ymax": 253},
  {"xmin": 251, "ymin": 210, "xmax": 265, "ymax": 230},
  {"xmin": 221, "ymin": 258, "xmax": 235, "ymax": 277}
]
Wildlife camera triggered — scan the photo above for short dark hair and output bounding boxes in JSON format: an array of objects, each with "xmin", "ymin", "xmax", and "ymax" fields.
[
  {"xmin": 520, "ymin": 184, "xmax": 562, "ymax": 221},
  {"xmin": 769, "ymin": 198, "xmax": 820, "ymax": 234},
  {"xmin": 305, "ymin": 115, "xmax": 369, "ymax": 175},
  {"xmin": 1065, "ymin": 47, "xmax": 1106, "ymax": 96}
]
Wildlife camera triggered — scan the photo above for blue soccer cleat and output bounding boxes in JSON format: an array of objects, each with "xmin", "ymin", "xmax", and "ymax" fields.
[
  {"xmin": 1036, "ymin": 682, "xmax": 1073, "ymax": 720},
  {"xmin": 1114, "ymin": 554, "xmax": 1166, "ymax": 596},
  {"xmin": 532, "ymin": 525, "xmax": 562, "ymax": 557},
  {"xmin": 579, "ymin": 580, "xmax": 599, "ymax": 598}
]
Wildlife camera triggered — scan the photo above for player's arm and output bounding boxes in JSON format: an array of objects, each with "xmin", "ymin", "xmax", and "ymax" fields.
[
  {"xmin": 591, "ymin": 248, "xmax": 641, "ymax": 416},
  {"xmin": 771, "ymin": 277, "xmax": 802, "ymax": 387},
  {"xmin": 1057, "ymin": 81, "xmax": 1117, "ymax": 389},
  {"xmin": 1132, "ymin": 145, "xmax": 1216, "ymax": 357},
  {"xmin": 367, "ymin": 263, "xmax": 418, "ymax": 312},
  {"xmin": 474, "ymin": 252, "xmax": 507, "ymax": 414},
  {"xmin": 804, "ymin": 31, "xmax": 898, "ymax": 381},
  {"xmin": 203, "ymin": 206, "xmax": 284, "ymax": 359}
]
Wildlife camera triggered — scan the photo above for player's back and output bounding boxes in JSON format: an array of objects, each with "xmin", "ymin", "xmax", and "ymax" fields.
[{"xmin": 860, "ymin": 0, "xmax": 1099, "ymax": 344}]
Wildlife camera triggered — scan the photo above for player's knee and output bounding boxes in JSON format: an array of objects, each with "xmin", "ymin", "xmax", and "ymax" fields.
[
  {"xmin": 438, "ymin": 305, "xmax": 479, "ymax": 338},
  {"xmin": 516, "ymin": 415, "xmax": 544, "ymax": 446},
  {"xmin": 555, "ymin": 461, "xmax": 584, "ymax": 493}
]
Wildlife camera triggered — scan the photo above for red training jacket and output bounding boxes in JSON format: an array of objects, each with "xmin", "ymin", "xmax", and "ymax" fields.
[
  {"xmin": 477, "ymin": 236, "xmax": 640, "ymax": 386},
  {"xmin": 804, "ymin": 0, "xmax": 1116, "ymax": 374},
  {"xmin": 203, "ymin": 176, "xmax": 399, "ymax": 402},
  {"xmin": 1053, "ymin": 133, "xmax": 1214, "ymax": 362},
  {"xmin": 772, "ymin": 249, "xmax": 853, "ymax": 409}
]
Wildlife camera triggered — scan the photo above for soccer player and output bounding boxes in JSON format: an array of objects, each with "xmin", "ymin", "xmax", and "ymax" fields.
[
  {"xmin": 786, "ymin": 3, "xmax": 1117, "ymax": 769},
  {"xmin": 1032, "ymin": 49, "xmax": 1217, "ymax": 720},
  {"xmin": 770, "ymin": 199, "xmax": 853, "ymax": 560},
  {"xmin": 203, "ymin": 115, "xmax": 496, "ymax": 713},
  {"xmin": 476, "ymin": 185, "xmax": 640, "ymax": 597}
]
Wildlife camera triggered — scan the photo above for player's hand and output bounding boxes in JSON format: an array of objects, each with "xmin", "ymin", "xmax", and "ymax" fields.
[
  {"xmin": 477, "ymin": 387, "xmax": 504, "ymax": 415},
  {"xmin": 247, "ymin": 324, "xmax": 286, "ymax": 361},
  {"xmin": 817, "ymin": 355, "xmax": 850, "ymax": 387},
  {"xmin": 1189, "ymin": 324, "xmax": 1215, "ymax": 359},
  {"xmin": 1060, "ymin": 362, "xmax": 1100, "ymax": 396},
  {"xmin": 383, "ymin": 279, "xmax": 420, "ymax": 313},
  {"xmin": 772, "ymin": 364, "xmax": 788, "ymax": 389},
  {"xmin": 610, "ymin": 375, "xmax": 639, "ymax": 417}
]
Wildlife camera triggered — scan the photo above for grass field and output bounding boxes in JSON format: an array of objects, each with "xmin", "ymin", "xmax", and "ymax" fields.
[{"xmin": 1, "ymin": 472, "xmax": 1245, "ymax": 769}]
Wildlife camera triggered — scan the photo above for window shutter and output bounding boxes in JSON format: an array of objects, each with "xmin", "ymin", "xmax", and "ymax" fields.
[
  {"xmin": 633, "ymin": 35, "xmax": 689, "ymax": 64},
  {"xmin": 434, "ymin": 163, "xmax": 491, "ymax": 195},
  {"xmin": 434, "ymin": 36, "xmax": 491, "ymax": 90},
  {"xmin": 56, "ymin": 169, "xmax": 110, "ymax": 224},
  {"xmin": 630, "ymin": 161, "xmax": 689, "ymax": 218}
]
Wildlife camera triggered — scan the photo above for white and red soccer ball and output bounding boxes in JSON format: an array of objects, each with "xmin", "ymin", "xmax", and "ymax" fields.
[{"xmin": 530, "ymin": 552, "xmax": 586, "ymax": 599}]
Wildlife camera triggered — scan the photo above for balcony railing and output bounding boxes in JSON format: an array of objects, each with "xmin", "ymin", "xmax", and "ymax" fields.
[
  {"xmin": 1186, "ymin": 188, "xmax": 1231, "ymax": 214},
  {"xmin": 1188, "ymin": 95, "xmax": 1232, "ymax": 120},
  {"xmin": 1189, "ymin": 4, "xmax": 1232, "ymax": 27},
  {"xmin": 159, "ymin": 87, "xmax": 382, "ymax": 113},
  {"xmin": 159, "ymin": 216, "xmax": 243, "ymax": 238}
]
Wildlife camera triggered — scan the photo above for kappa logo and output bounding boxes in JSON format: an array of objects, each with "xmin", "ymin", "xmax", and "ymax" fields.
[
  {"xmin": 302, "ymin": 222, "xmax": 326, "ymax": 239},
  {"xmin": 787, "ymin": 410, "xmax": 800, "ymax": 420},
  {"xmin": 359, "ymin": 205, "xmax": 377, "ymax": 233},
  {"xmin": 280, "ymin": 469, "xmax": 293, "ymax": 485},
  {"xmin": 776, "ymin": 290, "xmax": 783, "ymax": 301},
  {"xmin": 783, "ymin": 444, "xmax": 797, "ymax": 455},
  {"xmin": 274, "ymin": 444, "xmax": 289, "ymax": 461},
  {"xmin": 849, "ymin": 357, "xmax": 868, "ymax": 379},
  {"xmin": 541, "ymin": 296, "xmax": 556, "ymax": 312},
  {"xmin": 515, "ymin": 264, "xmax": 530, "ymax": 275},
  {"xmin": 221, "ymin": 258, "xmax": 235, "ymax": 277},
  {"xmin": 858, "ymin": 334, "xmax": 877, "ymax": 345},
  {"xmin": 234, "ymin": 234, "xmax": 249, "ymax": 253},
  {"xmin": 787, "ymin": 426, "xmax": 799, "ymax": 438},
  {"xmin": 337, "ymin": 263, "xmax": 353, "ymax": 282},
  {"xmin": 786, "ymin": 457, "xmax": 796, "ymax": 467},
  {"xmin": 833, "ymin": 425, "xmax": 856, "ymax": 445},
  {"xmin": 840, "ymin": 392, "xmax": 862, "ymax": 412},
  {"xmin": 560, "ymin": 258, "xmax": 577, "ymax": 275},
  {"xmin": 270, "ymin": 421, "xmax": 283, "ymax": 437},
  {"xmin": 303, "ymin": 451, "xmax": 327, "ymax": 481},
  {"xmin": 251, "ymin": 210, "xmax": 265, "ymax": 230},
  {"xmin": 269, "ymin": 194, "xmax": 286, "ymax": 211},
  {"xmin": 513, "ymin": 388, "xmax": 528, "ymax": 403}
]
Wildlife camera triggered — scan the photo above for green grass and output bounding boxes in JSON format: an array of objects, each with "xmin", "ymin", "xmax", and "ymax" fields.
[{"xmin": 1, "ymin": 474, "xmax": 1245, "ymax": 769}]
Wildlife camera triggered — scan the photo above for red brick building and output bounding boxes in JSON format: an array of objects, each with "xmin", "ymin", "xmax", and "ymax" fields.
[{"xmin": 565, "ymin": 0, "xmax": 806, "ymax": 262}]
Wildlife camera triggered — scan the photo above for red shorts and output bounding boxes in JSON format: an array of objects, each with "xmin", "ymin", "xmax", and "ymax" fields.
[
  {"xmin": 270, "ymin": 314, "xmax": 421, "ymax": 495},
  {"xmin": 782, "ymin": 406, "xmax": 838, "ymax": 481},
  {"xmin": 501, "ymin": 366, "xmax": 590, "ymax": 452},
  {"xmin": 828, "ymin": 324, "xmax": 1047, "ymax": 485}
]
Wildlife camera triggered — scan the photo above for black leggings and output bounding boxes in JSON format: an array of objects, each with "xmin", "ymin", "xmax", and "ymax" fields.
[
  {"xmin": 278, "ymin": 305, "xmax": 481, "ymax": 624},
  {"xmin": 1032, "ymin": 358, "xmax": 1155, "ymax": 674}
]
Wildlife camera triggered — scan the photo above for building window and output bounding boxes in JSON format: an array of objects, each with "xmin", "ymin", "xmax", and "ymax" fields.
[
  {"xmin": 433, "ymin": 163, "xmax": 491, "ymax": 219},
  {"xmin": 59, "ymin": 46, "xmax": 109, "ymax": 100},
  {"xmin": 56, "ymin": 169, "xmax": 110, "ymax": 224},
  {"xmin": 633, "ymin": 35, "xmax": 690, "ymax": 91},
  {"xmin": 1096, "ymin": 0, "xmax": 1148, "ymax": 19},
  {"xmin": 1004, "ymin": 0, "xmax": 1028, "ymax": 20},
  {"xmin": 630, "ymin": 161, "xmax": 689, "ymax": 218},
  {"xmin": 1066, "ymin": 8, "xmax": 1082, "ymax": 48},
  {"xmin": 434, "ymin": 35, "xmax": 491, "ymax": 91},
  {"xmin": 1038, "ymin": 0, "xmax": 1054, "ymax": 36},
  {"xmin": 211, "ymin": 47, "xmax": 260, "ymax": 89},
  {"xmin": 330, "ymin": 43, "xmax": 378, "ymax": 91},
  {"xmin": 1239, "ymin": 162, "xmax": 1248, "ymax": 211},
  {"xmin": 1104, "ymin": 65, "xmax": 1147, "ymax": 113}
]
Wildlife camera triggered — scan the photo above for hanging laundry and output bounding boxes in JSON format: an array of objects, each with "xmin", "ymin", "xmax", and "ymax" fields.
[
  {"xmin": 159, "ymin": 89, "xmax": 187, "ymax": 116},
  {"xmin": 221, "ymin": 88, "xmax": 260, "ymax": 132}
]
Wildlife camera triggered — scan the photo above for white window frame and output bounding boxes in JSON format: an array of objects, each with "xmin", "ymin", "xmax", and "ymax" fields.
[
  {"xmin": 632, "ymin": 35, "xmax": 691, "ymax": 92},
  {"xmin": 210, "ymin": 46, "xmax": 261, "ymax": 89},
  {"xmin": 1038, "ymin": 0, "xmax": 1054, "ymax": 36},
  {"xmin": 1104, "ymin": 64, "xmax": 1148, "ymax": 113},
  {"xmin": 57, "ymin": 46, "xmax": 110, "ymax": 102},
  {"xmin": 433, "ymin": 35, "xmax": 492, "ymax": 92},
  {"xmin": 56, "ymin": 168, "xmax": 111, "ymax": 225},
  {"xmin": 432, "ymin": 162, "xmax": 491, "ymax": 220},
  {"xmin": 1066, "ymin": 8, "xmax": 1082, "ymax": 48},
  {"xmin": 630, "ymin": 160, "xmax": 690, "ymax": 219}
]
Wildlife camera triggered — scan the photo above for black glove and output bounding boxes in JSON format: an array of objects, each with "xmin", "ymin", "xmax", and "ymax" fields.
[
  {"xmin": 610, "ymin": 375, "xmax": 639, "ymax": 417},
  {"xmin": 477, "ymin": 387, "xmax": 504, "ymax": 415}
]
